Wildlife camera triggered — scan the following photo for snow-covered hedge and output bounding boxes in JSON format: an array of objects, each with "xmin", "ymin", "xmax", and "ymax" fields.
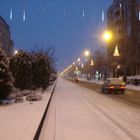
[{"xmin": 0, "ymin": 48, "xmax": 13, "ymax": 100}]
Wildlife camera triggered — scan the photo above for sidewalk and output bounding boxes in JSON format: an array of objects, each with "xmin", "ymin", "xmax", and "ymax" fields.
[{"xmin": 0, "ymin": 85, "xmax": 54, "ymax": 140}]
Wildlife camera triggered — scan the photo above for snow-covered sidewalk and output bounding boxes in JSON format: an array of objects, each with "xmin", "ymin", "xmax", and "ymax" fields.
[
  {"xmin": 0, "ymin": 85, "xmax": 54, "ymax": 140},
  {"xmin": 126, "ymin": 84, "xmax": 140, "ymax": 91}
]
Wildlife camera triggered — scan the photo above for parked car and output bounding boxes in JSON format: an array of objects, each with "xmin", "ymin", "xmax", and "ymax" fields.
[
  {"xmin": 101, "ymin": 78, "xmax": 126, "ymax": 94},
  {"xmin": 131, "ymin": 79, "xmax": 140, "ymax": 86},
  {"xmin": 127, "ymin": 75, "xmax": 140, "ymax": 85}
]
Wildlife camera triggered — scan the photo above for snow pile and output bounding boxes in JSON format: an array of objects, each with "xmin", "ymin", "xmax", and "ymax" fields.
[{"xmin": 127, "ymin": 75, "xmax": 140, "ymax": 79}]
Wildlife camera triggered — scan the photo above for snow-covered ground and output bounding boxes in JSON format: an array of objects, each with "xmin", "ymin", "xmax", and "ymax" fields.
[
  {"xmin": 0, "ymin": 85, "xmax": 54, "ymax": 140},
  {"xmin": 39, "ymin": 78, "xmax": 140, "ymax": 140}
]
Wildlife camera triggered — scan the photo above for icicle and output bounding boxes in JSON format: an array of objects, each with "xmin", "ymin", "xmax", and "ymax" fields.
[
  {"xmin": 42, "ymin": 8, "xmax": 45, "ymax": 13},
  {"xmin": 82, "ymin": 9, "xmax": 85, "ymax": 17},
  {"xmin": 23, "ymin": 10, "xmax": 26, "ymax": 22},
  {"xmin": 102, "ymin": 10, "xmax": 105, "ymax": 22},
  {"xmin": 64, "ymin": 11, "xmax": 66, "ymax": 16},
  {"xmin": 10, "ymin": 9, "xmax": 13, "ymax": 20}
]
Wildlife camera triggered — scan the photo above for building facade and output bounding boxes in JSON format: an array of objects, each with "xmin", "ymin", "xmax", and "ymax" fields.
[
  {"xmin": 107, "ymin": 0, "xmax": 140, "ymax": 76},
  {"xmin": 0, "ymin": 16, "xmax": 14, "ymax": 56}
]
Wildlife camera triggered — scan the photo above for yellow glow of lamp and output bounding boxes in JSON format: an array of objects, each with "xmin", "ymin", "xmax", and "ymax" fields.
[
  {"xmin": 113, "ymin": 46, "xmax": 120, "ymax": 56},
  {"xmin": 84, "ymin": 50, "xmax": 90, "ymax": 57},
  {"xmin": 102, "ymin": 31, "xmax": 113, "ymax": 42}
]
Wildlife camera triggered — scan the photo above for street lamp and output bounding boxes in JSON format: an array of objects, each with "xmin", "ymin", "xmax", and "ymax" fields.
[
  {"xmin": 102, "ymin": 30, "xmax": 121, "ymax": 78},
  {"xmin": 73, "ymin": 62, "xmax": 75, "ymax": 65},
  {"xmin": 83, "ymin": 50, "xmax": 94, "ymax": 80},
  {"xmin": 102, "ymin": 30, "xmax": 113, "ymax": 43},
  {"xmin": 14, "ymin": 50, "xmax": 18, "ymax": 55},
  {"xmin": 84, "ymin": 50, "xmax": 94, "ymax": 66},
  {"xmin": 84, "ymin": 50, "xmax": 90, "ymax": 57}
]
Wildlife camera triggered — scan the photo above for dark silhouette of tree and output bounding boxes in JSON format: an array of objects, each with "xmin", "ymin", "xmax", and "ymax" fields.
[
  {"xmin": 32, "ymin": 52, "xmax": 50, "ymax": 89},
  {"xmin": 0, "ymin": 48, "xmax": 13, "ymax": 99},
  {"xmin": 10, "ymin": 51, "xmax": 32, "ymax": 90}
]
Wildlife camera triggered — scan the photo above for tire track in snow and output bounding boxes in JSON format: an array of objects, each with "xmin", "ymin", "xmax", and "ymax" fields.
[{"xmin": 74, "ymin": 87, "xmax": 140, "ymax": 140}]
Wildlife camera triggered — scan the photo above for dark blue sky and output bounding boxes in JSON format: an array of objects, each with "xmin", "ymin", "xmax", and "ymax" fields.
[{"xmin": 0, "ymin": 0, "xmax": 112, "ymax": 70}]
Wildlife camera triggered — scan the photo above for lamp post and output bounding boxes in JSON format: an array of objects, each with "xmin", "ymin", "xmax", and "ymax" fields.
[
  {"xmin": 74, "ymin": 58, "xmax": 81, "ymax": 78},
  {"xmin": 84, "ymin": 50, "xmax": 94, "ymax": 80},
  {"xmin": 102, "ymin": 30, "xmax": 121, "ymax": 78}
]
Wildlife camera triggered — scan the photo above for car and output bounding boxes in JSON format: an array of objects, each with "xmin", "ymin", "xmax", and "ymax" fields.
[
  {"xmin": 101, "ymin": 78, "xmax": 126, "ymax": 94},
  {"xmin": 132, "ymin": 79, "xmax": 140, "ymax": 86}
]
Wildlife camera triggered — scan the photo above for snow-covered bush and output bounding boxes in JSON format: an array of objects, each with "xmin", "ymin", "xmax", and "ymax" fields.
[
  {"xmin": 8, "ymin": 93, "xmax": 24, "ymax": 103},
  {"xmin": 10, "ymin": 50, "xmax": 51, "ymax": 91},
  {"xmin": 0, "ymin": 48, "xmax": 13, "ymax": 99},
  {"xmin": 32, "ymin": 53, "xmax": 50, "ymax": 89},
  {"xmin": 10, "ymin": 51, "xmax": 32, "ymax": 90},
  {"xmin": 21, "ymin": 90, "xmax": 33, "ymax": 96},
  {"xmin": 26, "ymin": 93, "xmax": 42, "ymax": 101}
]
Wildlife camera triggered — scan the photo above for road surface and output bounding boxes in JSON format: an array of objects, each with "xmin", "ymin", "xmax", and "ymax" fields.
[{"xmin": 39, "ymin": 78, "xmax": 140, "ymax": 140}]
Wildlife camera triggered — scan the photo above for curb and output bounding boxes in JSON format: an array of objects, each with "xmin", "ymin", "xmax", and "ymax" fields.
[{"xmin": 33, "ymin": 82, "xmax": 57, "ymax": 140}]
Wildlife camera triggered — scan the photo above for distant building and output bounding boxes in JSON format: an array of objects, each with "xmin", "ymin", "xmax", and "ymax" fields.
[
  {"xmin": 0, "ymin": 16, "xmax": 14, "ymax": 56},
  {"xmin": 107, "ymin": 0, "xmax": 140, "ymax": 76}
]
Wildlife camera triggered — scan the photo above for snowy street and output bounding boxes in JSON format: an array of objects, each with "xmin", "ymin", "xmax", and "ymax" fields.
[{"xmin": 39, "ymin": 78, "xmax": 140, "ymax": 140}]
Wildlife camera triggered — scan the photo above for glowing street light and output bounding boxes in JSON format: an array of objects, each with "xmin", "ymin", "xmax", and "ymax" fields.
[
  {"xmin": 102, "ymin": 30, "xmax": 113, "ymax": 43},
  {"xmin": 84, "ymin": 50, "xmax": 90, "ymax": 57},
  {"xmin": 14, "ymin": 50, "xmax": 18, "ymax": 55}
]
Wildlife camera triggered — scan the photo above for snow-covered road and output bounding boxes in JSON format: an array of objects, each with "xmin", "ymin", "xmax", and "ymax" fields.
[{"xmin": 39, "ymin": 78, "xmax": 140, "ymax": 140}]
